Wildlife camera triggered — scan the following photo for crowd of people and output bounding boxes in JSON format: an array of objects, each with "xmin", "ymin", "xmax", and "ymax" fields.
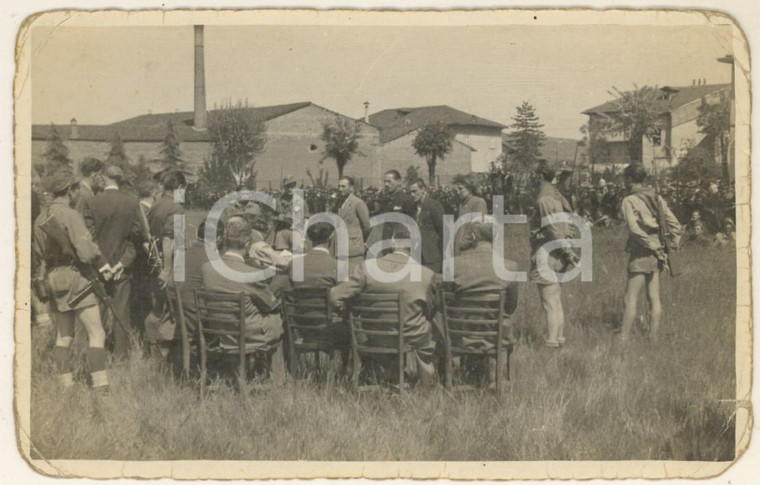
[{"xmin": 30, "ymin": 156, "xmax": 733, "ymax": 393}]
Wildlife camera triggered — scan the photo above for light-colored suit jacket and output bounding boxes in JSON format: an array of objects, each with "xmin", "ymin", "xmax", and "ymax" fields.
[
  {"xmin": 200, "ymin": 252, "xmax": 283, "ymax": 351},
  {"xmin": 336, "ymin": 193, "xmax": 371, "ymax": 257},
  {"xmin": 330, "ymin": 252, "xmax": 436, "ymax": 348}
]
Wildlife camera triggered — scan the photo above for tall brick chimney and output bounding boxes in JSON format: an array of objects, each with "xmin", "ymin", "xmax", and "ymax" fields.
[
  {"xmin": 363, "ymin": 101, "xmax": 370, "ymax": 123},
  {"xmin": 193, "ymin": 25, "xmax": 207, "ymax": 131}
]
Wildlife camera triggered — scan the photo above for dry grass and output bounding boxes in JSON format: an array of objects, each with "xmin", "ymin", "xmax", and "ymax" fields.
[{"xmin": 27, "ymin": 223, "xmax": 736, "ymax": 462}]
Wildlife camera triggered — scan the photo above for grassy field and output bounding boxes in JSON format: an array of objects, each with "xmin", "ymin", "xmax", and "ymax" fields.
[{"xmin": 27, "ymin": 221, "xmax": 737, "ymax": 462}]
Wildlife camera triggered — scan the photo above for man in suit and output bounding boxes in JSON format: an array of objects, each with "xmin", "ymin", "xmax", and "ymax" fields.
[
  {"xmin": 74, "ymin": 157, "xmax": 103, "ymax": 214},
  {"xmin": 453, "ymin": 173, "xmax": 488, "ymax": 255},
  {"xmin": 366, "ymin": 170, "xmax": 417, "ymax": 257},
  {"xmin": 448, "ymin": 221, "xmax": 519, "ymax": 384},
  {"xmin": 330, "ymin": 224, "xmax": 438, "ymax": 387},
  {"xmin": 82, "ymin": 165, "xmax": 143, "ymax": 360},
  {"xmin": 148, "ymin": 170, "xmax": 187, "ymax": 287},
  {"xmin": 409, "ymin": 178, "xmax": 444, "ymax": 273},
  {"xmin": 201, "ymin": 217, "xmax": 283, "ymax": 378},
  {"xmin": 289, "ymin": 222, "xmax": 339, "ymax": 289},
  {"xmin": 335, "ymin": 176, "xmax": 371, "ymax": 270}
]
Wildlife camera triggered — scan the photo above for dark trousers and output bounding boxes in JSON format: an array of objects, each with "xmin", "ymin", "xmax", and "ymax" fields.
[{"xmin": 106, "ymin": 277, "xmax": 132, "ymax": 360}]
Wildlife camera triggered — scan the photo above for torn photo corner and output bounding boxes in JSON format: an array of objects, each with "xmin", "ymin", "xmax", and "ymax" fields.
[{"xmin": 13, "ymin": 7, "xmax": 751, "ymax": 480}]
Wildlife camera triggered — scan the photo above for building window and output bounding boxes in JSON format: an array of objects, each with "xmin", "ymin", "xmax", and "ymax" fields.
[
  {"xmin": 308, "ymin": 144, "xmax": 318, "ymax": 153},
  {"xmin": 652, "ymin": 129, "xmax": 662, "ymax": 146}
]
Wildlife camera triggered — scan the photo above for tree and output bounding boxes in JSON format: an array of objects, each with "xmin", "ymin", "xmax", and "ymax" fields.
[
  {"xmin": 404, "ymin": 165, "xmax": 422, "ymax": 185},
  {"xmin": 696, "ymin": 90, "xmax": 731, "ymax": 181},
  {"xmin": 677, "ymin": 141, "xmax": 722, "ymax": 182},
  {"xmin": 412, "ymin": 122, "xmax": 453, "ymax": 186},
  {"xmin": 42, "ymin": 123, "xmax": 72, "ymax": 173},
  {"xmin": 206, "ymin": 100, "xmax": 267, "ymax": 189},
  {"xmin": 159, "ymin": 120, "xmax": 184, "ymax": 170},
  {"xmin": 321, "ymin": 117, "xmax": 363, "ymax": 179},
  {"xmin": 106, "ymin": 131, "xmax": 130, "ymax": 171},
  {"xmin": 508, "ymin": 101, "xmax": 546, "ymax": 170},
  {"xmin": 600, "ymin": 85, "xmax": 663, "ymax": 164}
]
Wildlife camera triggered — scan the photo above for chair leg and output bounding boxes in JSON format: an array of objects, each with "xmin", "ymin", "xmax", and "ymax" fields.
[
  {"xmin": 445, "ymin": 347, "xmax": 453, "ymax": 391},
  {"xmin": 199, "ymin": 334, "xmax": 207, "ymax": 399},
  {"xmin": 495, "ymin": 351, "xmax": 501, "ymax": 395},
  {"xmin": 238, "ymin": 352, "xmax": 247, "ymax": 394},
  {"xmin": 506, "ymin": 348, "xmax": 511, "ymax": 381},
  {"xmin": 287, "ymin": 332, "xmax": 297, "ymax": 377},
  {"xmin": 398, "ymin": 352, "xmax": 404, "ymax": 393},
  {"xmin": 351, "ymin": 350, "xmax": 360, "ymax": 391}
]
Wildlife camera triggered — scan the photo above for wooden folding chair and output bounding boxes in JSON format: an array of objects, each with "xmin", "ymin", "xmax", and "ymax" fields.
[
  {"xmin": 193, "ymin": 288, "xmax": 253, "ymax": 396},
  {"xmin": 440, "ymin": 289, "xmax": 512, "ymax": 394},
  {"xmin": 165, "ymin": 285, "xmax": 191, "ymax": 378},
  {"xmin": 282, "ymin": 287, "xmax": 347, "ymax": 379},
  {"xmin": 348, "ymin": 292, "xmax": 407, "ymax": 392}
]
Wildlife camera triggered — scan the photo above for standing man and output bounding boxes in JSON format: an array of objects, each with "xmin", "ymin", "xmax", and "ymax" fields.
[
  {"xmin": 378, "ymin": 169, "xmax": 416, "ymax": 218},
  {"xmin": 148, "ymin": 169, "xmax": 187, "ymax": 287},
  {"xmin": 529, "ymin": 163, "xmax": 578, "ymax": 348},
  {"xmin": 33, "ymin": 169, "xmax": 111, "ymax": 391},
  {"xmin": 274, "ymin": 177, "xmax": 309, "ymax": 252},
  {"xmin": 74, "ymin": 157, "xmax": 104, "ymax": 214},
  {"xmin": 335, "ymin": 176, "xmax": 371, "ymax": 270},
  {"xmin": 409, "ymin": 178, "xmax": 444, "ymax": 273},
  {"xmin": 453, "ymin": 174, "xmax": 488, "ymax": 254},
  {"xmin": 366, "ymin": 170, "xmax": 416, "ymax": 256},
  {"xmin": 83, "ymin": 165, "xmax": 143, "ymax": 360},
  {"xmin": 619, "ymin": 164, "xmax": 682, "ymax": 342}
]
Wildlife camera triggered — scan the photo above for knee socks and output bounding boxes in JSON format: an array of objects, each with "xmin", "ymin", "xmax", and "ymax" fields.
[
  {"xmin": 52, "ymin": 346, "xmax": 73, "ymax": 388},
  {"xmin": 86, "ymin": 347, "xmax": 109, "ymax": 388}
]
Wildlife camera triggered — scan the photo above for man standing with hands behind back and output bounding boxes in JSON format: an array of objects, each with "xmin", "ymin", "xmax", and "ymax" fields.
[
  {"xmin": 83, "ymin": 165, "xmax": 144, "ymax": 360},
  {"xmin": 409, "ymin": 178, "xmax": 444, "ymax": 273}
]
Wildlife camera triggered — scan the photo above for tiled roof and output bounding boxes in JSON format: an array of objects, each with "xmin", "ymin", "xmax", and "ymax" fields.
[
  {"xmin": 582, "ymin": 84, "xmax": 730, "ymax": 115},
  {"xmin": 367, "ymin": 105, "xmax": 506, "ymax": 143},
  {"xmin": 32, "ymin": 102, "xmax": 313, "ymax": 142}
]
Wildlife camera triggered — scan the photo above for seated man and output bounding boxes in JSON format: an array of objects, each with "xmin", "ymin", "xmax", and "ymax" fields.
[
  {"xmin": 330, "ymin": 224, "xmax": 438, "ymax": 387},
  {"xmin": 288, "ymin": 222, "xmax": 339, "ymax": 290},
  {"xmin": 201, "ymin": 217, "xmax": 283, "ymax": 377},
  {"xmin": 447, "ymin": 221, "xmax": 519, "ymax": 384},
  {"xmin": 176, "ymin": 220, "xmax": 224, "ymax": 339},
  {"xmin": 245, "ymin": 214, "xmax": 293, "ymax": 272}
]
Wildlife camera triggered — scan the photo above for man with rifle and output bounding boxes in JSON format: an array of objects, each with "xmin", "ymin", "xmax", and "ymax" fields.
[
  {"xmin": 619, "ymin": 163, "xmax": 682, "ymax": 342},
  {"xmin": 82, "ymin": 165, "xmax": 144, "ymax": 360},
  {"xmin": 32, "ymin": 169, "xmax": 113, "ymax": 391}
]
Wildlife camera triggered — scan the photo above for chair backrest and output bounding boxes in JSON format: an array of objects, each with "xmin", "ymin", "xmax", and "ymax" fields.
[
  {"xmin": 282, "ymin": 287, "xmax": 333, "ymax": 345},
  {"xmin": 349, "ymin": 292, "xmax": 403, "ymax": 354},
  {"xmin": 193, "ymin": 288, "xmax": 247, "ymax": 351},
  {"xmin": 441, "ymin": 290, "xmax": 505, "ymax": 355}
]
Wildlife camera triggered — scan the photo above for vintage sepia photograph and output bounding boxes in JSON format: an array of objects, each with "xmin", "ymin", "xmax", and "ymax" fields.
[{"xmin": 13, "ymin": 8, "xmax": 751, "ymax": 480}]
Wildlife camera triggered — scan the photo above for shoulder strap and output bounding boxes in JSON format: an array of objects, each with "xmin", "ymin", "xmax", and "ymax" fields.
[{"xmin": 632, "ymin": 191, "xmax": 660, "ymax": 223}]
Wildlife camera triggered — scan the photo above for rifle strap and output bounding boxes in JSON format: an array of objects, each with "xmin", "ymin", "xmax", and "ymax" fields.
[{"xmin": 633, "ymin": 191, "xmax": 662, "ymax": 226}]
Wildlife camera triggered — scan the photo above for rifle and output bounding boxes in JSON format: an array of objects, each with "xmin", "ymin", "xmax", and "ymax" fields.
[
  {"xmin": 137, "ymin": 203, "xmax": 163, "ymax": 274},
  {"xmin": 37, "ymin": 211, "xmax": 131, "ymax": 334},
  {"xmin": 651, "ymin": 159, "xmax": 679, "ymax": 277}
]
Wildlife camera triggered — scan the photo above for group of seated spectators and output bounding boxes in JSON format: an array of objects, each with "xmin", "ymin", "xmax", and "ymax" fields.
[{"xmin": 173, "ymin": 217, "xmax": 518, "ymax": 388}]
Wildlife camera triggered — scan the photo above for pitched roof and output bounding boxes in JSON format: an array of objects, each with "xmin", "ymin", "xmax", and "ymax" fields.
[
  {"xmin": 32, "ymin": 102, "xmax": 313, "ymax": 142},
  {"xmin": 367, "ymin": 105, "xmax": 506, "ymax": 143},
  {"xmin": 582, "ymin": 84, "xmax": 730, "ymax": 115}
]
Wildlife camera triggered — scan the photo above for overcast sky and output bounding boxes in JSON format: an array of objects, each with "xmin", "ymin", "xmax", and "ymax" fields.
[{"xmin": 31, "ymin": 24, "xmax": 732, "ymax": 139}]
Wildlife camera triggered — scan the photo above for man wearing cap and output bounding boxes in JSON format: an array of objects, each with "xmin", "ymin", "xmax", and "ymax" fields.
[
  {"xmin": 74, "ymin": 157, "xmax": 104, "ymax": 214},
  {"xmin": 32, "ymin": 169, "xmax": 112, "ymax": 392},
  {"xmin": 83, "ymin": 165, "xmax": 144, "ymax": 360},
  {"xmin": 529, "ymin": 163, "xmax": 578, "ymax": 348}
]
